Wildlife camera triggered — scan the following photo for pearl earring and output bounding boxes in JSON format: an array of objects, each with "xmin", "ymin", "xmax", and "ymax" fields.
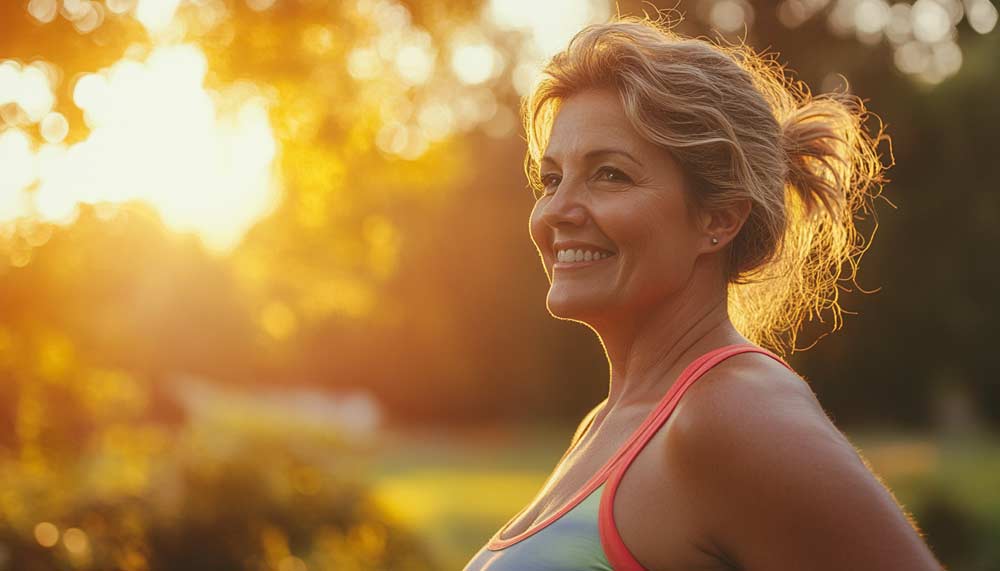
[{"xmin": 711, "ymin": 236, "xmax": 719, "ymax": 245}]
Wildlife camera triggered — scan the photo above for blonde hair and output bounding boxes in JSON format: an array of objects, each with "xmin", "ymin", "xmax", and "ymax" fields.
[{"xmin": 522, "ymin": 13, "xmax": 893, "ymax": 356}]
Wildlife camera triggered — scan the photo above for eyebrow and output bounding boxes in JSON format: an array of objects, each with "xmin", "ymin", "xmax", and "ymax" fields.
[{"xmin": 540, "ymin": 148, "xmax": 642, "ymax": 168}]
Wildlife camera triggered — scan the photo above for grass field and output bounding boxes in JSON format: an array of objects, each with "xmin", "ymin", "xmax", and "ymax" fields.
[{"xmin": 369, "ymin": 423, "xmax": 1000, "ymax": 571}]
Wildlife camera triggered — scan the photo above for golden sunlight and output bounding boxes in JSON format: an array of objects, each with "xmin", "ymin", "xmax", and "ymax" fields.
[
  {"xmin": 485, "ymin": 0, "xmax": 610, "ymax": 96},
  {"xmin": 1, "ymin": 44, "xmax": 280, "ymax": 253},
  {"xmin": 135, "ymin": 0, "xmax": 183, "ymax": 33}
]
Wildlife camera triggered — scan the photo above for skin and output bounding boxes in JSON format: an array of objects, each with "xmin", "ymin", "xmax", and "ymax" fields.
[{"xmin": 515, "ymin": 87, "xmax": 944, "ymax": 570}]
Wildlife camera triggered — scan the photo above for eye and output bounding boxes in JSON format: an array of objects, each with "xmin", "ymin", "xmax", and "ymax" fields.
[
  {"xmin": 595, "ymin": 166, "xmax": 632, "ymax": 185},
  {"xmin": 539, "ymin": 173, "xmax": 560, "ymax": 195}
]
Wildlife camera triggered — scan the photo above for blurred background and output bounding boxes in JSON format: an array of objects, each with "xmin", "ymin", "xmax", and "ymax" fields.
[{"xmin": 0, "ymin": 0, "xmax": 997, "ymax": 569}]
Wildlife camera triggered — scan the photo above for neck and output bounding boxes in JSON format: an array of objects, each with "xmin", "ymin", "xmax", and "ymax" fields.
[{"xmin": 589, "ymin": 275, "xmax": 749, "ymax": 411}]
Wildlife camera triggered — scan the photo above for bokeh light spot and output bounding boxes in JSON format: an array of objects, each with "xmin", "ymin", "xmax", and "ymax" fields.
[
  {"xmin": 395, "ymin": 42, "xmax": 436, "ymax": 85},
  {"xmin": 40, "ymin": 112, "xmax": 69, "ymax": 143},
  {"xmin": 105, "ymin": 0, "xmax": 136, "ymax": 15},
  {"xmin": 28, "ymin": 0, "xmax": 58, "ymax": 23},
  {"xmin": 346, "ymin": 47, "xmax": 380, "ymax": 80},
  {"xmin": 62, "ymin": 527, "xmax": 90, "ymax": 555},
  {"xmin": 967, "ymin": 0, "xmax": 998, "ymax": 34},
  {"xmin": 34, "ymin": 522, "xmax": 59, "ymax": 547},
  {"xmin": 854, "ymin": 0, "xmax": 890, "ymax": 35},
  {"xmin": 450, "ymin": 42, "xmax": 499, "ymax": 85},
  {"xmin": 711, "ymin": 0, "xmax": 754, "ymax": 33},
  {"xmin": 912, "ymin": 0, "xmax": 952, "ymax": 43}
]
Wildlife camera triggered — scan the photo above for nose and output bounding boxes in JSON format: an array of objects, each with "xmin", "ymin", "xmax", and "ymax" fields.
[{"xmin": 539, "ymin": 176, "xmax": 588, "ymax": 228}]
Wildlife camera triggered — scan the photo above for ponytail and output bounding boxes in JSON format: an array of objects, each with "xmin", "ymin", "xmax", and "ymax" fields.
[{"xmin": 780, "ymin": 90, "xmax": 887, "ymax": 223}]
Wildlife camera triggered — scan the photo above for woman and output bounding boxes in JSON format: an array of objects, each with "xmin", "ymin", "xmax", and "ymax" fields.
[{"xmin": 462, "ymin": 13, "xmax": 944, "ymax": 571}]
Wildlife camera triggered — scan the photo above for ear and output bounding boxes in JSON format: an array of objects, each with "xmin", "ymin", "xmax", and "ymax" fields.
[{"xmin": 698, "ymin": 198, "xmax": 752, "ymax": 252}]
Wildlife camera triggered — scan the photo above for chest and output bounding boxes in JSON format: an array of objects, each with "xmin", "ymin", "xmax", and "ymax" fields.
[
  {"xmin": 465, "ymin": 483, "xmax": 612, "ymax": 571},
  {"xmin": 497, "ymin": 413, "xmax": 642, "ymax": 541},
  {"xmin": 498, "ymin": 416, "xmax": 730, "ymax": 570}
]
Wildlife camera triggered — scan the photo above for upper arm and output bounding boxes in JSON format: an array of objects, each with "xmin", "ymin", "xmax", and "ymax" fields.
[{"xmin": 669, "ymin": 357, "xmax": 944, "ymax": 571}]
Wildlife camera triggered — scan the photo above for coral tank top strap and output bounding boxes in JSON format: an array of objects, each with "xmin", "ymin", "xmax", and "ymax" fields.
[
  {"xmin": 486, "ymin": 343, "xmax": 748, "ymax": 551},
  {"xmin": 598, "ymin": 344, "xmax": 793, "ymax": 571}
]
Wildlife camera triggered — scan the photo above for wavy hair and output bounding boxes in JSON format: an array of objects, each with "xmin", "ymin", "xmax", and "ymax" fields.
[{"xmin": 522, "ymin": 13, "xmax": 893, "ymax": 355}]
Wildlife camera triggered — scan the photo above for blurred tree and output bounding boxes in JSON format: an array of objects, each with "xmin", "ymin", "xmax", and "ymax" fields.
[{"xmin": 0, "ymin": 0, "xmax": 996, "ymax": 429}]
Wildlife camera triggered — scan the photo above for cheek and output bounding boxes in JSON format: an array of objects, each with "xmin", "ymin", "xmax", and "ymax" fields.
[{"xmin": 613, "ymin": 204, "xmax": 697, "ymax": 276}]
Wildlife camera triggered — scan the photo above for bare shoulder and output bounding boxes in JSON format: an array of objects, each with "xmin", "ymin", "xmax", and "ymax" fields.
[
  {"xmin": 672, "ymin": 350, "xmax": 828, "ymax": 433},
  {"xmin": 664, "ymin": 351, "xmax": 944, "ymax": 571}
]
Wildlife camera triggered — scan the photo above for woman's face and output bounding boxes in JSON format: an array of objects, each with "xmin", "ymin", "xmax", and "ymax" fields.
[{"xmin": 528, "ymin": 87, "xmax": 710, "ymax": 322}]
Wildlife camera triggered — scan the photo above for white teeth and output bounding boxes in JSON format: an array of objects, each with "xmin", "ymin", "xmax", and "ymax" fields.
[{"xmin": 555, "ymin": 248, "xmax": 614, "ymax": 263}]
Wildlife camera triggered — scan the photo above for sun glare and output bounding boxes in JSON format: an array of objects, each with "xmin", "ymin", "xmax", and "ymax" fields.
[{"xmin": 1, "ymin": 44, "xmax": 280, "ymax": 253}]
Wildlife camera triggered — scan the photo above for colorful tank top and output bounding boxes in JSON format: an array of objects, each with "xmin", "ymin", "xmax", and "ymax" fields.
[{"xmin": 462, "ymin": 343, "xmax": 795, "ymax": 571}]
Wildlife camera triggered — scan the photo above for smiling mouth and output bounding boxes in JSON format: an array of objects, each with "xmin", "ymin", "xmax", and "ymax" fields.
[
  {"xmin": 553, "ymin": 252, "xmax": 617, "ymax": 269},
  {"xmin": 556, "ymin": 248, "xmax": 615, "ymax": 262}
]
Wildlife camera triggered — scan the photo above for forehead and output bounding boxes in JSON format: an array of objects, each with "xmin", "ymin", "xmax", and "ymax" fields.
[{"xmin": 544, "ymin": 88, "xmax": 642, "ymax": 160}]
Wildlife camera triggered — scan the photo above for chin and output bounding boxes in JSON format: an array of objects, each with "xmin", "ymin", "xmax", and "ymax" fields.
[{"xmin": 545, "ymin": 289, "xmax": 608, "ymax": 321}]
